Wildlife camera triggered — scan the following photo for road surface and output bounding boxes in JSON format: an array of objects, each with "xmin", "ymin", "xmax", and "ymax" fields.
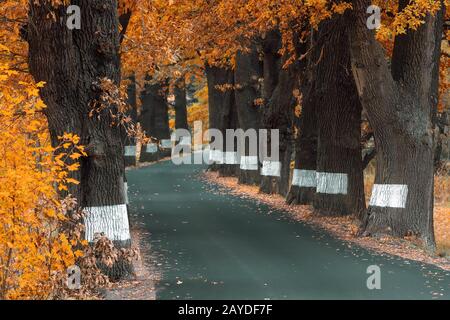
[{"xmin": 126, "ymin": 160, "xmax": 450, "ymax": 300}]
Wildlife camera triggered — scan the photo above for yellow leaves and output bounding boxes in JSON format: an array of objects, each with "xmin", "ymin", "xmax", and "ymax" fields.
[
  {"xmin": 0, "ymin": 63, "xmax": 84, "ymax": 299},
  {"xmin": 70, "ymin": 153, "xmax": 82, "ymax": 160},
  {"xmin": 169, "ymin": 118, "xmax": 176, "ymax": 130},
  {"xmin": 45, "ymin": 209, "xmax": 57, "ymax": 218},
  {"xmin": 67, "ymin": 163, "xmax": 80, "ymax": 172},
  {"xmin": 58, "ymin": 184, "xmax": 68, "ymax": 191},
  {"xmin": 74, "ymin": 250, "xmax": 84, "ymax": 258},
  {"xmin": 77, "ymin": 146, "xmax": 88, "ymax": 157},
  {"xmin": 374, "ymin": 0, "xmax": 443, "ymax": 39},
  {"xmin": 331, "ymin": 2, "xmax": 352, "ymax": 15},
  {"xmin": 66, "ymin": 178, "xmax": 80, "ymax": 185},
  {"xmin": 59, "ymin": 133, "xmax": 81, "ymax": 145}
]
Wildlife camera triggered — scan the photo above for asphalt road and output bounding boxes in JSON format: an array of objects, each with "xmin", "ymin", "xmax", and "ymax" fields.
[{"xmin": 126, "ymin": 160, "xmax": 450, "ymax": 300}]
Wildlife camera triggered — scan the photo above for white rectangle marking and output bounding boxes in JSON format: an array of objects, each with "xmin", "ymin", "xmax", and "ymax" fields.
[
  {"xmin": 209, "ymin": 150, "xmax": 224, "ymax": 163},
  {"xmin": 369, "ymin": 184, "xmax": 408, "ymax": 208},
  {"xmin": 161, "ymin": 139, "xmax": 172, "ymax": 149},
  {"xmin": 292, "ymin": 169, "xmax": 317, "ymax": 187},
  {"xmin": 124, "ymin": 145, "xmax": 136, "ymax": 157},
  {"xmin": 240, "ymin": 156, "xmax": 259, "ymax": 171},
  {"xmin": 261, "ymin": 161, "xmax": 281, "ymax": 177},
  {"xmin": 223, "ymin": 152, "xmax": 238, "ymax": 165},
  {"xmin": 84, "ymin": 204, "xmax": 130, "ymax": 242},
  {"xmin": 316, "ymin": 172, "xmax": 348, "ymax": 195},
  {"xmin": 145, "ymin": 143, "xmax": 158, "ymax": 154}
]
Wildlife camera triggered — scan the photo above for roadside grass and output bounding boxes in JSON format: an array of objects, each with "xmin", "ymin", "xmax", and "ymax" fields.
[{"xmin": 364, "ymin": 163, "xmax": 450, "ymax": 257}]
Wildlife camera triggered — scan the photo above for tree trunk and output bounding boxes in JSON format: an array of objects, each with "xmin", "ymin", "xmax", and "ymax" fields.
[
  {"xmin": 27, "ymin": 0, "xmax": 132, "ymax": 279},
  {"xmin": 312, "ymin": 13, "xmax": 366, "ymax": 218},
  {"xmin": 286, "ymin": 85, "xmax": 318, "ymax": 205},
  {"xmin": 349, "ymin": 0, "xmax": 444, "ymax": 248},
  {"xmin": 173, "ymin": 78, "xmax": 191, "ymax": 157},
  {"xmin": 174, "ymin": 78, "xmax": 189, "ymax": 131},
  {"xmin": 140, "ymin": 80, "xmax": 171, "ymax": 162},
  {"xmin": 220, "ymin": 98, "xmax": 239, "ymax": 177},
  {"xmin": 260, "ymin": 32, "xmax": 295, "ymax": 196},
  {"xmin": 205, "ymin": 65, "xmax": 239, "ymax": 176},
  {"xmin": 123, "ymin": 74, "xmax": 138, "ymax": 166},
  {"xmin": 234, "ymin": 46, "xmax": 263, "ymax": 185},
  {"xmin": 260, "ymin": 70, "xmax": 295, "ymax": 196},
  {"xmin": 286, "ymin": 30, "xmax": 318, "ymax": 205}
]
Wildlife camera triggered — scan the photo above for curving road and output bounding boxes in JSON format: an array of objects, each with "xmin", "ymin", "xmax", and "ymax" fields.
[{"xmin": 126, "ymin": 160, "xmax": 450, "ymax": 300}]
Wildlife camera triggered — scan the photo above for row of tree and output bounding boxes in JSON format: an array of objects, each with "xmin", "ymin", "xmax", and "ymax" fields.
[
  {"xmin": 175, "ymin": 0, "xmax": 446, "ymax": 253},
  {"xmin": 5, "ymin": 0, "xmax": 447, "ymax": 280}
]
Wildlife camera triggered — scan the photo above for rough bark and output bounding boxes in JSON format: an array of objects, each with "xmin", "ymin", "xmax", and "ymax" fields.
[
  {"xmin": 286, "ymin": 84, "xmax": 318, "ymax": 205},
  {"xmin": 312, "ymin": 12, "xmax": 366, "ymax": 218},
  {"xmin": 234, "ymin": 46, "xmax": 264, "ymax": 185},
  {"xmin": 140, "ymin": 80, "xmax": 171, "ymax": 161},
  {"xmin": 27, "ymin": 0, "xmax": 132, "ymax": 279},
  {"xmin": 260, "ymin": 68, "xmax": 296, "ymax": 196},
  {"xmin": 260, "ymin": 32, "xmax": 295, "ymax": 196},
  {"xmin": 174, "ymin": 78, "xmax": 189, "ymax": 131},
  {"xmin": 205, "ymin": 65, "xmax": 239, "ymax": 176},
  {"xmin": 349, "ymin": 0, "xmax": 444, "ymax": 248},
  {"xmin": 123, "ymin": 74, "xmax": 138, "ymax": 166},
  {"xmin": 286, "ymin": 31, "xmax": 318, "ymax": 205}
]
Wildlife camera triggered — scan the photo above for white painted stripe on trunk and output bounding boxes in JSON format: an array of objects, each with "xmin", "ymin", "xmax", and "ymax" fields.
[
  {"xmin": 145, "ymin": 143, "xmax": 158, "ymax": 154},
  {"xmin": 240, "ymin": 156, "xmax": 258, "ymax": 171},
  {"xmin": 84, "ymin": 204, "xmax": 130, "ymax": 242},
  {"xmin": 223, "ymin": 152, "xmax": 238, "ymax": 164},
  {"xmin": 124, "ymin": 182, "xmax": 129, "ymax": 205},
  {"xmin": 369, "ymin": 184, "xmax": 408, "ymax": 208},
  {"xmin": 292, "ymin": 169, "xmax": 317, "ymax": 187},
  {"xmin": 161, "ymin": 139, "xmax": 172, "ymax": 149},
  {"xmin": 209, "ymin": 150, "xmax": 224, "ymax": 163},
  {"xmin": 261, "ymin": 161, "xmax": 281, "ymax": 177},
  {"xmin": 316, "ymin": 172, "xmax": 348, "ymax": 195},
  {"xmin": 124, "ymin": 145, "xmax": 136, "ymax": 157}
]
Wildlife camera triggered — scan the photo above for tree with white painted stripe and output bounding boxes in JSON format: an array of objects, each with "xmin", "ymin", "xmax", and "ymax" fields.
[
  {"xmin": 259, "ymin": 31, "xmax": 298, "ymax": 196},
  {"xmin": 140, "ymin": 78, "xmax": 171, "ymax": 161},
  {"xmin": 312, "ymin": 10, "xmax": 366, "ymax": 219},
  {"xmin": 123, "ymin": 74, "xmax": 139, "ymax": 167},
  {"xmin": 234, "ymin": 45, "xmax": 264, "ymax": 185},
  {"xmin": 206, "ymin": 65, "xmax": 240, "ymax": 177},
  {"xmin": 286, "ymin": 53, "xmax": 318, "ymax": 205},
  {"xmin": 350, "ymin": 0, "xmax": 445, "ymax": 248},
  {"xmin": 26, "ymin": 0, "xmax": 133, "ymax": 279}
]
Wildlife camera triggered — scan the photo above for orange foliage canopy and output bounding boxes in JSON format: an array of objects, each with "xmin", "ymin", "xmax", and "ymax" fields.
[
  {"xmin": 121, "ymin": 0, "xmax": 447, "ymax": 110},
  {"xmin": 0, "ymin": 49, "xmax": 86, "ymax": 299}
]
